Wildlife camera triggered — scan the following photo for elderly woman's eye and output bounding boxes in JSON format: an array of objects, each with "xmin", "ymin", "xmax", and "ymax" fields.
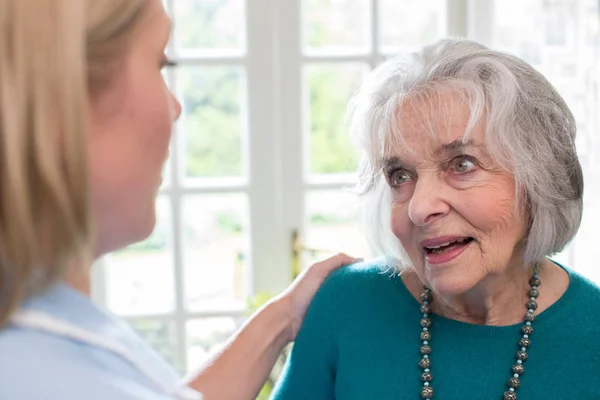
[
  {"xmin": 450, "ymin": 156, "xmax": 476, "ymax": 173},
  {"xmin": 389, "ymin": 170, "xmax": 410, "ymax": 187}
]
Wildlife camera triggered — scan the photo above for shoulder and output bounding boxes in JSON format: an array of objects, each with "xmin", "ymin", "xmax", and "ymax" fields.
[
  {"xmin": 565, "ymin": 266, "xmax": 600, "ymax": 309},
  {"xmin": 324, "ymin": 258, "xmax": 399, "ymax": 288},
  {"xmin": 318, "ymin": 259, "xmax": 399, "ymax": 299},
  {"xmin": 0, "ymin": 326, "xmax": 90, "ymax": 398},
  {"xmin": 0, "ymin": 324, "xmax": 87, "ymax": 370},
  {"xmin": 544, "ymin": 262, "xmax": 600, "ymax": 331},
  {"xmin": 0, "ymin": 326, "xmax": 167, "ymax": 400},
  {"xmin": 308, "ymin": 258, "xmax": 409, "ymax": 319}
]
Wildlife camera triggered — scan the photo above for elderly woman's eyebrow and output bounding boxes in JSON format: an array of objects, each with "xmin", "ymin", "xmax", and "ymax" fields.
[
  {"xmin": 381, "ymin": 156, "xmax": 412, "ymax": 171},
  {"xmin": 380, "ymin": 140, "xmax": 486, "ymax": 170},
  {"xmin": 435, "ymin": 139, "xmax": 483, "ymax": 156}
]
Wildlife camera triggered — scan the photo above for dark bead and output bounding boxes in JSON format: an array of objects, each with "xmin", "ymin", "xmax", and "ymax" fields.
[
  {"xmin": 420, "ymin": 386, "xmax": 434, "ymax": 399},
  {"xmin": 420, "ymin": 304, "xmax": 432, "ymax": 314},
  {"xmin": 517, "ymin": 350, "xmax": 528, "ymax": 361},
  {"xmin": 528, "ymin": 288, "xmax": 539, "ymax": 298},
  {"xmin": 421, "ymin": 292, "xmax": 432, "ymax": 303},
  {"xmin": 521, "ymin": 325, "xmax": 533, "ymax": 335},
  {"xmin": 526, "ymin": 300, "xmax": 538, "ymax": 310},
  {"xmin": 508, "ymin": 377, "xmax": 520, "ymax": 388},
  {"xmin": 421, "ymin": 372, "xmax": 433, "ymax": 382},
  {"xmin": 524, "ymin": 312, "xmax": 535, "ymax": 322},
  {"xmin": 512, "ymin": 364, "xmax": 525, "ymax": 375},
  {"xmin": 420, "ymin": 331, "xmax": 432, "ymax": 341},
  {"xmin": 420, "ymin": 318, "xmax": 432, "ymax": 329},
  {"xmin": 519, "ymin": 337, "xmax": 531, "ymax": 348},
  {"xmin": 529, "ymin": 277, "xmax": 541, "ymax": 287},
  {"xmin": 419, "ymin": 357, "xmax": 431, "ymax": 369},
  {"xmin": 504, "ymin": 391, "xmax": 517, "ymax": 400},
  {"xmin": 420, "ymin": 345, "xmax": 432, "ymax": 355}
]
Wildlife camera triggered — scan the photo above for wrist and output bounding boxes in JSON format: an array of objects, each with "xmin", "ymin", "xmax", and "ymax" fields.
[{"xmin": 266, "ymin": 295, "xmax": 294, "ymax": 345}]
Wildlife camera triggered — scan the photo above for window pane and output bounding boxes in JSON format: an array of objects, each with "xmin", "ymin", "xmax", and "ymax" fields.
[
  {"xmin": 129, "ymin": 319, "xmax": 183, "ymax": 373},
  {"xmin": 105, "ymin": 197, "xmax": 175, "ymax": 316},
  {"xmin": 183, "ymin": 194, "xmax": 250, "ymax": 312},
  {"xmin": 186, "ymin": 317, "xmax": 244, "ymax": 372},
  {"xmin": 306, "ymin": 63, "xmax": 368, "ymax": 175},
  {"xmin": 493, "ymin": 0, "xmax": 600, "ymax": 281},
  {"xmin": 174, "ymin": 0, "xmax": 245, "ymax": 54},
  {"xmin": 178, "ymin": 67, "xmax": 246, "ymax": 179},
  {"xmin": 552, "ymin": 247, "xmax": 571, "ymax": 268},
  {"xmin": 578, "ymin": 192, "xmax": 600, "ymax": 282},
  {"xmin": 379, "ymin": 0, "xmax": 445, "ymax": 53},
  {"xmin": 495, "ymin": 0, "xmax": 577, "ymax": 65},
  {"xmin": 303, "ymin": 190, "xmax": 367, "ymax": 268},
  {"xmin": 302, "ymin": 0, "xmax": 371, "ymax": 53}
]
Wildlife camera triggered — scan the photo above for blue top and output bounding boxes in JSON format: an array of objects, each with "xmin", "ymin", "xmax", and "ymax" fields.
[
  {"xmin": 0, "ymin": 283, "xmax": 200, "ymax": 400},
  {"xmin": 271, "ymin": 261, "xmax": 600, "ymax": 399}
]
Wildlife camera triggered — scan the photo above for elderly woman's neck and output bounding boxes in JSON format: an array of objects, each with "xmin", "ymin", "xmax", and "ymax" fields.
[
  {"xmin": 403, "ymin": 259, "xmax": 569, "ymax": 326},
  {"xmin": 435, "ymin": 266, "xmax": 533, "ymax": 326}
]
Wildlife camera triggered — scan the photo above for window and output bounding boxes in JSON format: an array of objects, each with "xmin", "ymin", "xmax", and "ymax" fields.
[
  {"xmin": 288, "ymin": 0, "xmax": 447, "ymax": 269},
  {"xmin": 92, "ymin": 0, "xmax": 600, "ymax": 380}
]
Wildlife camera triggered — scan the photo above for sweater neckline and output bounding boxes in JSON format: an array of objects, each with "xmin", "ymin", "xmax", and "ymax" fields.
[{"xmin": 391, "ymin": 260, "xmax": 581, "ymax": 337}]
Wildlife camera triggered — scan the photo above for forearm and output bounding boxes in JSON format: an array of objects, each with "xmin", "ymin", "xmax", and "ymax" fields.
[{"xmin": 187, "ymin": 297, "xmax": 292, "ymax": 400}]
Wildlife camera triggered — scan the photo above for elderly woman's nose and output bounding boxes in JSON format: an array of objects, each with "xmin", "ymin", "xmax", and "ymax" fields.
[{"xmin": 408, "ymin": 178, "xmax": 450, "ymax": 226}]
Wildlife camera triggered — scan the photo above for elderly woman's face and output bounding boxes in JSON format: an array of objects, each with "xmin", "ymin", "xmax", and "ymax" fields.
[{"xmin": 385, "ymin": 93, "xmax": 527, "ymax": 296}]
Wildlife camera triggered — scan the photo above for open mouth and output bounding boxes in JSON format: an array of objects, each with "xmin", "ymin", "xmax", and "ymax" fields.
[{"xmin": 423, "ymin": 237, "xmax": 474, "ymax": 255}]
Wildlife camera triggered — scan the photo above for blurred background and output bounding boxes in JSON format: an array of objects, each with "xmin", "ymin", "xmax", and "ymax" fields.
[{"xmin": 91, "ymin": 0, "xmax": 600, "ymax": 395}]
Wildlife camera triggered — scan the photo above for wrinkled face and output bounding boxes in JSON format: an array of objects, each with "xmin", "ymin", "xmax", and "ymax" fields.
[
  {"xmin": 385, "ymin": 92, "xmax": 527, "ymax": 296},
  {"xmin": 88, "ymin": 0, "xmax": 181, "ymax": 255}
]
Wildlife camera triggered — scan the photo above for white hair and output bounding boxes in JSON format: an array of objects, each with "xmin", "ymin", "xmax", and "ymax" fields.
[{"xmin": 349, "ymin": 38, "xmax": 583, "ymax": 268}]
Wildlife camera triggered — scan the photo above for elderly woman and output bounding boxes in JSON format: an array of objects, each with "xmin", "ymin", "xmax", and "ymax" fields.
[
  {"xmin": 0, "ymin": 0, "xmax": 357, "ymax": 399},
  {"xmin": 271, "ymin": 39, "xmax": 600, "ymax": 399}
]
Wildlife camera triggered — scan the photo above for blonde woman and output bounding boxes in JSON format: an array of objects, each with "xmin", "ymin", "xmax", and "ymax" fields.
[{"xmin": 0, "ymin": 1, "xmax": 357, "ymax": 399}]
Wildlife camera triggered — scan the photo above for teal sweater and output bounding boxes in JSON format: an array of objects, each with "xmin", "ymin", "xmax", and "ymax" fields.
[{"xmin": 271, "ymin": 262, "xmax": 600, "ymax": 399}]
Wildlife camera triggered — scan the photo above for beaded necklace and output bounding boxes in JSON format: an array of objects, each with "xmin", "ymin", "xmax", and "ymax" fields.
[{"xmin": 417, "ymin": 264, "xmax": 540, "ymax": 400}]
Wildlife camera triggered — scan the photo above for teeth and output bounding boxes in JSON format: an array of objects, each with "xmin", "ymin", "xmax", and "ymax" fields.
[
  {"xmin": 426, "ymin": 241, "xmax": 452, "ymax": 250},
  {"xmin": 425, "ymin": 238, "xmax": 468, "ymax": 250}
]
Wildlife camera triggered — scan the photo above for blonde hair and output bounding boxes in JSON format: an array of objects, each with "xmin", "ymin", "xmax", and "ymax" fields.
[{"xmin": 0, "ymin": 0, "xmax": 148, "ymax": 327}]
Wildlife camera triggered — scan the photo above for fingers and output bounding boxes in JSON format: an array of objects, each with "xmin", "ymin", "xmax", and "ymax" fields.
[{"xmin": 316, "ymin": 253, "xmax": 362, "ymax": 274}]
